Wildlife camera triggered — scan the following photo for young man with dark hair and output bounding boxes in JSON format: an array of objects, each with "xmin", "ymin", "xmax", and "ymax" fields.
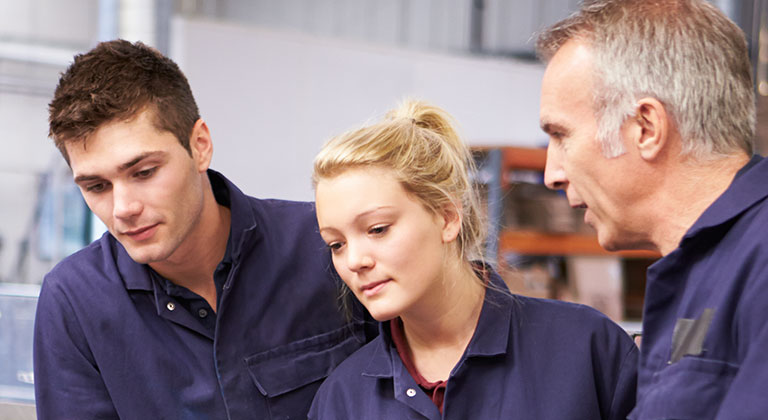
[{"xmin": 34, "ymin": 39, "xmax": 370, "ymax": 419}]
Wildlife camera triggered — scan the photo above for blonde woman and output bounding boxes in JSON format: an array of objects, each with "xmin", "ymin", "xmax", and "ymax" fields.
[{"xmin": 309, "ymin": 100, "xmax": 637, "ymax": 419}]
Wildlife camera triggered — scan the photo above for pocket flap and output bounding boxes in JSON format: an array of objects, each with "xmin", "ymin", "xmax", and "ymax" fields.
[
  {"xmin": 630, "ymin": 356, "xmax": 739, "ymax": 419},
  {"xmin": 246, "ymin": 323, "xmax": 365, "ymax": 398}
]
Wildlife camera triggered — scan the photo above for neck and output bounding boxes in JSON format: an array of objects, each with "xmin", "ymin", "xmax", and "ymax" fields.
[
  {"xmin": 399, "ymin": 259, "xmax": 486, "ymax": 381},
  {"xmin": 650, "ymin": 152, "xmax": 750, "ymax": 255},
  {"xmin": 150, "ymin": 175, "xmax": 231, "ymax": 311}
]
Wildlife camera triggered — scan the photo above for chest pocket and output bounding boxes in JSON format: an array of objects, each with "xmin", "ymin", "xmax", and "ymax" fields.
[
  {"xmin": 629, "ymin": 356, "xmax": 738, "ymax": 419},
  {"xmin": 246, "ymin": 323, "xmax": 366, "ymax": 420}
]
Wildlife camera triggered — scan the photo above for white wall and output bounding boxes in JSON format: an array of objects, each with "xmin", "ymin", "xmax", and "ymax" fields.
[
  {"xmin": 0, "ymin": 0, "xmax": 97, "ymax": 44},
  {"xmin": 0, "ymin": 0, "xmax": 96, "ymax": 284},
  {"xmin": 216, "ymin": 0, "xmax": 474, "ymax": 52},
  {"xmin": 171, "ymin": 17, "xmax": 546, "ymax": 201},
  {"xmin": 0, "ymin": 88, "xmax": 65, "ymax": 284}
]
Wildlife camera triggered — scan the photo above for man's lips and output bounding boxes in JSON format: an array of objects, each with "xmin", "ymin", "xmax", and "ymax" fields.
[
  {"xmin": 360, "ymin": 279, "xmax": 391, "ymax": 297},
  {"xmin": 121, "ymin": 223, "xmax": 159, "ymax": 241}
]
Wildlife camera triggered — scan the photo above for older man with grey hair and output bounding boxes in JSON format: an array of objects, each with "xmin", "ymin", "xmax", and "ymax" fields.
[{"xmin": 537, "ymin": 0, "xmax": 766, "ymax": 418}]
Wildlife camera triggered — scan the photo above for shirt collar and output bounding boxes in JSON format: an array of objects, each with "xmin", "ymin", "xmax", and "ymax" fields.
[
  {"xmin": 361, "ymin": 267, "xmax": 513, "ymax": 378},
  {"xmin": 681, "ymin": 155, "xmax": 768, "ymax": 245},
  {"xmin": 465, "ymin": 270, "xmax": 512, "ymax": 358},
  {"xmin": 362, "ymin": 322, "xmax": 396, "ymax": 378},
  {"xmin": 207, "ymin": 169, "xmax": 259, "ymax": 262},
  {"xmin": 115, "ymin": 235, "xmax": 153, "ymax": 291},
  {"xmin": 119, "ymin": 169, "xmax": 257, "ymax": 291}
]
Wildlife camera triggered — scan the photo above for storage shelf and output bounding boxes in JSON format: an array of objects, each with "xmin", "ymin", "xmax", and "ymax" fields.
[
  {"xmin": 499, "ymin": 230, "xmax": 660, "ymax": 258},
  {"xmin": 473, "ymin": 145, "xmax": 661, "ymax": 260},
  {"xmin": 502, "ymin": 146, "xmax": 547, "ymax": 171}
]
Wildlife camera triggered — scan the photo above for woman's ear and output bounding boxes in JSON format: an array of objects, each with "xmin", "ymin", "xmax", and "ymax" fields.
[{"xmin": 441, "ymin": 204, "xmax": 462, "ymax": 243}]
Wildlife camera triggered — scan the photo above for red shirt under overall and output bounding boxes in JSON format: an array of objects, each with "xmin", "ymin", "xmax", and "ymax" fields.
[{"xmin": 390, "ymin": 317, "xmax": 447, "ymax": 413}]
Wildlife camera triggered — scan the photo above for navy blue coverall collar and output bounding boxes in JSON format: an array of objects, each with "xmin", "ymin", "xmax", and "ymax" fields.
[
  {"xmin": 115, "ymin": 169, "xmax": 259, "ymax": 332},
  {"xmin": 646, "ymin": 156, "xmax": 767, "ymax": 318},
  {"xmin": 361, "ymin": 273, "xmax": 513, "ymax": 418},
  {"xmin": 680, "ymin": 155, "xmax": 766, "ymax": 246}
]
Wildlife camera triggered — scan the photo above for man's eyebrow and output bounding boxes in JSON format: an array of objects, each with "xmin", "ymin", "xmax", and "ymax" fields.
[
  {"xmin": 73, "ymin": 174, "xmax": 102, "ymax": 184},
  {"xmin": 119, "ymin": 151, "xmax": 166, "ymax": 171},
  {"xmin": 540, "ymin": 121, "xmax": 569, "ymax": 136},
  {"xmin": 73, "ymin": 151, "xmax": 167, "ymax": 184}
]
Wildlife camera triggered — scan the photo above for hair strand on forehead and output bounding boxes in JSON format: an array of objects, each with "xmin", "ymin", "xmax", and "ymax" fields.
[{"xmin": 313, "ymin": 99, "xmax": 488, "ymax": 267}]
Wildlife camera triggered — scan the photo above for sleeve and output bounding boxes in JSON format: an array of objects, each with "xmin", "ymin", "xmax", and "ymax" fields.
[
  {"xmin": 713, "ymin": 269, "xmax": 768, "ymax": 418},
  {"xmin": 608, "ymin": 343, "xmax": 639, "ymax": 420},
  {"xmin": 714, "ymin": 327, "xmax": 768, "ymax": 418},
  {"xmin": 587, "ymin": 310, "xmax": 638, "ymax": 420},
  {"xmin": 307, "ymin": 376, "xmax": 349, "ymax": 420},
  {"xmin": 33, "ymin": 274, "xmax": 118, "ymax": 419}
]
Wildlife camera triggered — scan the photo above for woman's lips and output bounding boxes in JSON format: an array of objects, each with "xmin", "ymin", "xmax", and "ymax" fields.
[{"xmin": 361, "ymin": 279, "xmax": 391, "ymax": 298}]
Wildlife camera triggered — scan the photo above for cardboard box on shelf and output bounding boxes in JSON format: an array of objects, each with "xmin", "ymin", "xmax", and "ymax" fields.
[
  {"xmin": 499, "ymin": 254, "xmax": 565, "ymax": 300},
  {"xmin": 565, "ymin": 256, "xmax": 624, "ymax": 322},
  {"xmin": 503, "ymin": 179, "xmax": 591, "ymax": 234}
]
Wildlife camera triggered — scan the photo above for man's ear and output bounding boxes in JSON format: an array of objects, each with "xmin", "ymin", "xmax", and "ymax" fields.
[
  {"xmin": 189, "ymin": 119, "xmax": 213, "ymax": 172},
  {"xmin": 441, "ymin": 204, "xmax": 463, "ymax": 243},
  {"xmin": 630, "ymin": 98, "xmax": 669, "ymax": 162}
]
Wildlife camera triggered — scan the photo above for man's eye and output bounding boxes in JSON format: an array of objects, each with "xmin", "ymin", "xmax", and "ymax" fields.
[
  {"xmin": 86, "ymin": 183, "xmax": 108, "ymax": 193},
  {"xmin": 135, "ymin": 167, "xmax": 157, "ymax": 179}
]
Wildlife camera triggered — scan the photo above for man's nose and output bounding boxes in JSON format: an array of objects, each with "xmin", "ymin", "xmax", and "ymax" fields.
[
  {"xmin": 112, "ymin": 183, "xmax": 143, "ymax": 220},
  {"xmin": 544, "ymin": 143, "xmax": 568, "ymax": 191}
]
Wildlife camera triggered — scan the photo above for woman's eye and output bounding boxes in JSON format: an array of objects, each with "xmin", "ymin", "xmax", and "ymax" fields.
[
  {"xmin": 369, "ymin": 225, "xmax": 389, "ymax": 235},
  {"xmin": 327, "ymin": 242, "xmax": 344, "ymax": 253}
]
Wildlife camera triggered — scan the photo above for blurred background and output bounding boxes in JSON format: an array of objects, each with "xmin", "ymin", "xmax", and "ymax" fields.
[{"xmin": 1, "ymin": 0, "xmax": 766, "ymax": 417}]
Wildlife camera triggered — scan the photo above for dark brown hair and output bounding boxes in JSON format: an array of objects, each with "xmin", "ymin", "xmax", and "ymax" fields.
[{"xmin": 49, "ymin": 39, "xmax": 200, "ymax": 162}]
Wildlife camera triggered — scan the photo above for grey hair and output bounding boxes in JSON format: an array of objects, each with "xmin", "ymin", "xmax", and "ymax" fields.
[{"xmin": 537, "ymin": 0, "xmax": 755, "ymax": 159}]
